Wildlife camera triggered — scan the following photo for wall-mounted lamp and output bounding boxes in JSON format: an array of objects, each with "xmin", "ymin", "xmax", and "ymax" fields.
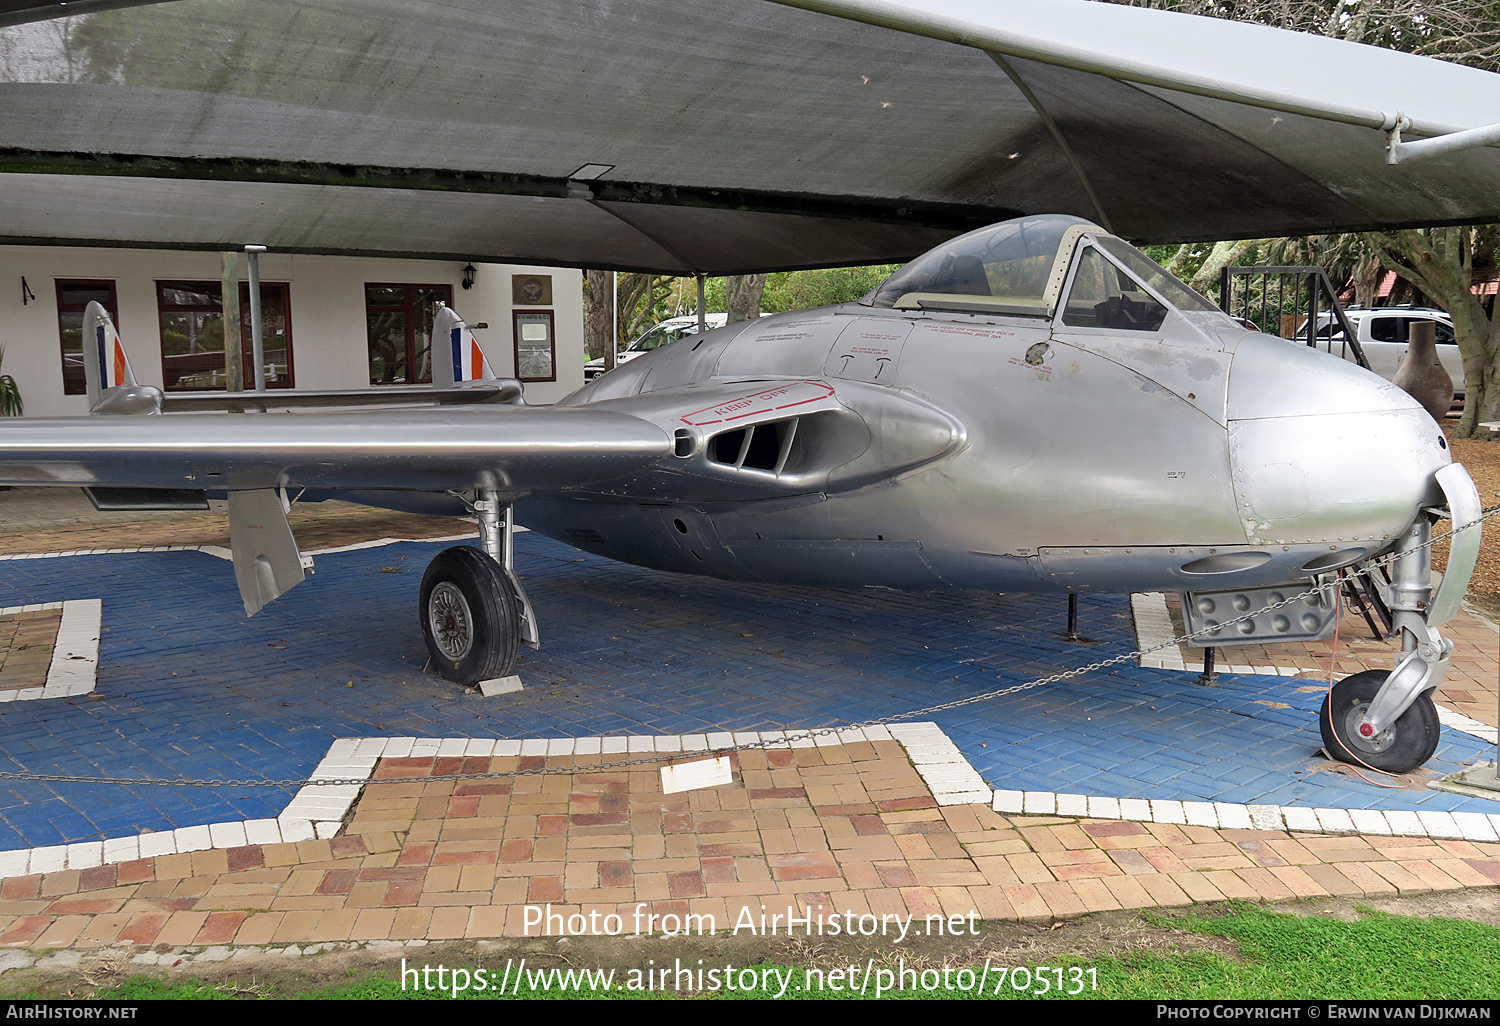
[{"xmin": 462, "ymin": 263, "xmax": 477, "ymax": 290}]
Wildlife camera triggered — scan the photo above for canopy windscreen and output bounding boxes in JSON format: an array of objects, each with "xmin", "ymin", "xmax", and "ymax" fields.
[{"xmin": 0, "ymin": 0, "xmax": 1497, "ymax": 273}]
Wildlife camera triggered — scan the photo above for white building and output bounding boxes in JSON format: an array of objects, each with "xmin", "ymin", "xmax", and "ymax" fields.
[{"xmin": 0, "ymin": 246, "xmax": 585, "ymax": 418}]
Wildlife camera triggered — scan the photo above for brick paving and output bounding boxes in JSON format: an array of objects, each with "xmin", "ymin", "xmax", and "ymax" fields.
[
  {"xmin": 0, "ymin": 740, "xmax": 1496, "ymax": 950},
  {"xmin": 0, "ymin": 608, "xmax": 59, "ymax": 691}
]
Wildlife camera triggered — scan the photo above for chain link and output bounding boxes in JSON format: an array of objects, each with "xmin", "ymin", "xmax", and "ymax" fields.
[{"xmin": 5, "ymin": 505, "xmax": 1496, "ymax": 790}]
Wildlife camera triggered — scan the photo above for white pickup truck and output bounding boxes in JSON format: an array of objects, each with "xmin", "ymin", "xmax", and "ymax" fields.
[{"xmin": 1305, "ymin": 306, "xmax": 1463, "ymax": 396}]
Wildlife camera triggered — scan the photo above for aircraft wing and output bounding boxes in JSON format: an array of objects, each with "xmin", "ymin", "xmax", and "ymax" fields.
[
  {"xmin": 0, "ymin": 405, "xmax": 672, "ymax": 496},
  {"xmin": 158, "ymin": 381, "xmax": 523, "ymax": 413}
]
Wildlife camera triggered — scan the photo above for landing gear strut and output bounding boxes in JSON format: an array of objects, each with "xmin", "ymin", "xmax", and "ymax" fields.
[
  {"xmin": 1320, "ymin": 511, "xmax": 1457, "ymax": 775},
  {"xmin": 418, "ymin": 488, "xmax": 539, "ymax": 685}
]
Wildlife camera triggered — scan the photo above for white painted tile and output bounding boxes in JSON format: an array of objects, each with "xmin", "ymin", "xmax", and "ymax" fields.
[
  {"xmin": 1214, "ymin": 804, "xmax": 1253, "ymax": 830},
  {"xmin": 1087, "ymin": 796, "xmax": 1121, "ymax": 820},
  {"xmin": 351, "ymin": 738, "xmax": 387, "ymax": 758},
  {"xmin": 935, "ymin": 789, "xmax": 992, "ymax": 806},
  {"xmin": 1022, "ymin": 791, "xmax": 1055, "ymax": 815},
  {"xmin": 326, "ymin": 739, "xmax": 359, "ymax": 759},
  {"xmin": 1281, "ymin": 806, "xmax": 1321, "ymax": 833},
  {"xmin": 173, "ymin": 825, "xmax": 212, "ymax": 853},
  {"xmin": 627, "ymin": 736, "xmax": 654, "ymax": 753},
  {"xmin": 243, "ymin": 820, "xmax": 283, "ymax": 846},
  {"xmin": 706, "ymin": 732, "xmax": 734, "ymax": 750},
  {"xmin": 491, "ymin": 740, "xmax": 523, "ymax": 757},
  {"xmin": 732, "ymin": 732, "xmax": 761, "ymax": 746},
  {"xmin": 600, "ymin": 736, "xmax": 629, "ymax": 754},
  {"xmin": 463, "ymin": 739, "xmax": 497, "ymax": 758},
  {"xmin": 0, "ymin": 850, "xmax": 30, "ymax": 877},
  {"xmin": 1182, "ymin": 801, "xmax": 1219, "ymax": 828},
  {"xmin": 1415, "ymin": 810, "xmax": 1462, "ymax": 840},
  {"xmin": 436, "ymin": 738, "xmax": 469, "ymax": 757},
  {"xmin": 29, "ymin": 846, "xmax": 66, "ymax": 874},
  {"xmin": 1313, "ymin": 808, "xmax": 1355, "ymax": 834},
  {"xmin": 991, "ymin": 790, "xmax": 1024, "ymax": 814},
  {"xmin": 862, "ymin": 725, "xmax": 893, "ymax": 742},
  {"xmin": 137, "ymin": 832, "xmax": 176, "ymax": 859},
  {"xmin": 679, "ymin": 734, "xmax": 709, "ymax": 752},
  {"xmin": 519, "ymin": 739, "xmax": 548, "ymax": 756},
  {"xmin": 65, "ymin": 842, "xmax": 103, "ymax": 870},
  {"xmin": 1383, "ymin": 810, "xmax": 1425, "ymax": 836},
  {"xmin": 546, "ymin": 738, "xmax": 576, "ymax": 756},
  {"xmin": 101, "ymin": 836, "xmax": 139, "ymax": 864},
  {"xmin": 209, "ymin": 822, "xmax": 248, "ymax": 849},
  {"xmin": 653, "ymin": 736, "xmax": 682, "ymax": 753},
  {"xmin": 1119, "ymin": 798, "xmax": 1152, "ymax": 821},
  {"xmin": 835, "ymin": 727, "xmax": 867, "ymax": 744},
  {"xmin": 1348, "ymin": 809, "xmax": 1392, "ymax": 836},
  {"xmin": 572, "ymin": 737, "xmax": 602, "ymax": 756},
  {"xmin": 1450, "ymin": 812, "xmax": 1499, "ymax": 842},
  {"xmin": 1150, "ymin": 800, "xmax": 1186, "ymax": 825},
  {"xmin": 277, "ymin": 818, "xmax": 316, "ymax": 842},
  {"xmin": 1055, "ymin": 794, "xmax": 1089, "ymax": 818},
  {"xmin": 409, "ymin": 739, "xmax": 441, "ymax": 757},
  {"xmin": 1247, "ymin": 805, "xmax": 1284, "ymax": 831},
  {"xmin": 381, "ymin": 738, "xmax": 416, "ymax": 759},
  {"xmin": 314, "ymin": 822, "xmax": 341, "ymax": 840}
]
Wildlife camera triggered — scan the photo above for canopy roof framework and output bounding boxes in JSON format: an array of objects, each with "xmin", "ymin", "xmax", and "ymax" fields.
[{"xmin": 0, "ymin": 0, "xmax": 1498, "ymax": 274}]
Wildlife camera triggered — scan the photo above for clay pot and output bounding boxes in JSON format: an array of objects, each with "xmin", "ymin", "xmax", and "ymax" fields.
[{"xmin": 1392, "ymin": 320, "xmax": 1453, "ymax": 423}]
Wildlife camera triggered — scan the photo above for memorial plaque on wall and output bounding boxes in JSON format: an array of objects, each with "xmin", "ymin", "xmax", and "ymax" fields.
[{"xmin": 512, "ymin": 274, "xmax": 552, "ymax": 306}]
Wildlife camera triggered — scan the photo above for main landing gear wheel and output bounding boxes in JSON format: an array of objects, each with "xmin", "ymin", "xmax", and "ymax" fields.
[
  {"xmin": 1319, "ymin": 669, "xmax": 1440, "ymax": 774},
  {"xmin": 419, "ymin": 545, "xmax": 520, "ymax": 685}
]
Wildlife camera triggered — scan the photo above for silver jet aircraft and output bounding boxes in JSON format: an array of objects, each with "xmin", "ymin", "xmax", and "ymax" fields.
[{"xmin": 0, "ymin": 214, "xmax": 1480, "ymax": 774}]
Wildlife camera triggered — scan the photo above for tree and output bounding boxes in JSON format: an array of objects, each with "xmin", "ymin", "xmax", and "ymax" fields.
[
  {"xmin": 1366, "ymin": 227, "xmax": 1500, "ymax": 435},
  {"xmin": 724, "ymin": 274, "xmax": 767, "ymax": 323}
]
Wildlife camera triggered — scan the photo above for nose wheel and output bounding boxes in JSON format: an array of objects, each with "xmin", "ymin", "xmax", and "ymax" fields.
[
  {"xmin": 1319, "ymin": 669, "xmax": 1440, "ymax": 774},
  {"xmin": 419, "ymin": 545, "xmax": 520, "ymax": 685}
]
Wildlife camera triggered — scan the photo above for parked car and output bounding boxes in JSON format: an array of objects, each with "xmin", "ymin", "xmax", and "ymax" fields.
[
  {"xmin": 1298, "ymin": 306, "xmax": 1461, "ymax": 396},
  {"xmin": 584, "ymin": 315, "xmax": 728, "ymax": 380}
]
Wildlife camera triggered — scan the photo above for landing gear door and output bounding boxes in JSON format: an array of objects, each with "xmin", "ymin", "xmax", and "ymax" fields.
[{"xmin": 824, "ymin": 320, "xmax": 912, "ymax": 384}]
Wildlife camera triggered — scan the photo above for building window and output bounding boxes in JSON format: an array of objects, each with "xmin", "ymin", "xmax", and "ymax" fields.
[
  {"xmin": 56, "ymin": 280, "xmax": 119, "ymax": 396},
  {"xmin": 366, "ymin": 284, "xmax": 453, "ymax": 385},
  {"xmin": 156, "ymin": 281, "xmax": 294, "ymax": 391},
  {"xmin": 513, "ymin": 310, "xmax": 556, "ymax": 382}
]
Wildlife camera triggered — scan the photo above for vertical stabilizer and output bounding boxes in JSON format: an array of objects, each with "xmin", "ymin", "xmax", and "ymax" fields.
[
  {"xmin": 82, "ymin": 301, "xmax": 162, "ymax": 415},
  {"xmin": 431, "ymin": 306, "xmax": 497, "ymax": 389}
]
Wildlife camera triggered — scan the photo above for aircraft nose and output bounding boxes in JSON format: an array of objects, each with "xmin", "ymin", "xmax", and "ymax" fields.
[{"xmin": 1225, "ymin": 334, "xmax": 1449, "ymax": 551}]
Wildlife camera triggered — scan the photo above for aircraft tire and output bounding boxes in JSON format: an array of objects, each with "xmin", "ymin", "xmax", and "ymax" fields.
[
  {"xmin": 1318, "ymin": 670, "xmax": 1440, "ymax": 774},
  {"xmin": 419, "ymin": 545, "xmax": 520, "ymax": 686}
]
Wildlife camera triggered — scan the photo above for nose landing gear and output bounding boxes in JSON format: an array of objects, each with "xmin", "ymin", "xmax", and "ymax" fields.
[{"xmin": 1320, "ymin": 669, "xmax": 1440, "ymax": 773}]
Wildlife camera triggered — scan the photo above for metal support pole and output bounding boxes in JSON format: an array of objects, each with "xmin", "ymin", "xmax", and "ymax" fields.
[
  {"xmin": 696, "ymin": 274, "xmax": 706, "ymax": 334},
  {"xmin": 1196, "ymin": 646, "xmax": 1218, "ymax": 686},
  {"xmin": 1064, "ymin": 592, "xmax": 1082, "ymax": 642},
  {"xmin": 245, "ymin": 245, "xmax": 267, "ymax": 392},
  {"xmin": 1388, "ymin": 519, "xmax": 1432, "ymax": 654}
]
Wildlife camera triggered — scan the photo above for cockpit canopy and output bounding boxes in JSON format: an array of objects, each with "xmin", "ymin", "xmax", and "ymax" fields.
[{"xmin": 865, "ymin": 213, "xmax": 1219, "ymax": 327}]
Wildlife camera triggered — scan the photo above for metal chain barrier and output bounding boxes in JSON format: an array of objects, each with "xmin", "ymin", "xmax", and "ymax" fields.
[{"xmin": 5, "ymin": 504, "xmax": 1497, "ymax": 790}]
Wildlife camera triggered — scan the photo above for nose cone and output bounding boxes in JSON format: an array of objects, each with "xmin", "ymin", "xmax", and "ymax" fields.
[{"xmin": 1226, "ymin": 334, "xmax": 1449, "ymax": 547}]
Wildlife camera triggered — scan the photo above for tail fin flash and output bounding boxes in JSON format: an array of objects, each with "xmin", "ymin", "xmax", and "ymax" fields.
[
  {"xmin": 82, "ymin": 302, "xmax": 162, "ymax": 415},
  {"xmin": 431, "ymin": 306, "xmax": 497, "ymax": 389}
]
